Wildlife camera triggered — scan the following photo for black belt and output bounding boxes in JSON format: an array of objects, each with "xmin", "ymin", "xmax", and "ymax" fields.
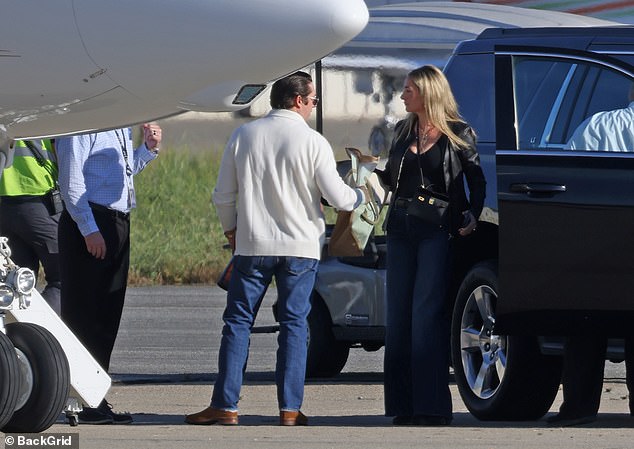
[
  {"xmin": 89, "ymin": 202, "xmax": 129, "ymax": 220},
  {"xmin": 394, "ymin": 197, "xmax": 411, "ymax": 209},
  {"xmin": 1, "ymin": 194, "xmax": 45, "ymax": 204}
]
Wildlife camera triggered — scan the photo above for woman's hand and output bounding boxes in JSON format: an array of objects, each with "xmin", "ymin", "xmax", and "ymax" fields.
[{"xmin": 458, "ymin": 211, "xmax": 477, "ymax": 237}]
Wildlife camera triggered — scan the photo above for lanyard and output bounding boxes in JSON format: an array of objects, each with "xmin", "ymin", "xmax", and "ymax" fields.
[
  {"xmin": 114, "ymin": 129, "xmax": 136, "ymax": 209},
  {"xmin": 115, "ymin": 130, "xmax": 133, "ymax": 176}
]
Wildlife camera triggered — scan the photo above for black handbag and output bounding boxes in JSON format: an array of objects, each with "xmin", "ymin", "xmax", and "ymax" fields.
[
  {"xmin": 405, "ymin": 128, "xmax": 450, "ymax": 227},
  {"xmin": 407, "ymin": 184, "xmax": 449, "ymax": 225}
]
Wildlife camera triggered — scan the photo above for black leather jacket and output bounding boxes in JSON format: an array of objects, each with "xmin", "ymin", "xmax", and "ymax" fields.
[{"xmin": 377, "ymin": 119, "xmax": 486, "ymax": 236}]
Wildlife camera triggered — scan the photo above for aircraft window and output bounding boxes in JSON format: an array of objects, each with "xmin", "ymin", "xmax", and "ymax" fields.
[{"xmin": 232, "ymin": 84, "xmax": 267, "ymax": 105}]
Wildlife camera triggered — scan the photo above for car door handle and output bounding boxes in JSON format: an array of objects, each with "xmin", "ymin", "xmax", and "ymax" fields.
[{"xmin": 510, "ymin": 183, "xmax": 567, "ymax": 196}]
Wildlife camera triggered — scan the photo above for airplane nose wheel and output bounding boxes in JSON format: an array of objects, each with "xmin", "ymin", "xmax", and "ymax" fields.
[
  {"xmin": 0, "ymin": 331, "xmax": 20, "ymax": 429},
  {"xmin": 2, "ymin": 322, "xmax": 70, "ymax": 433}
]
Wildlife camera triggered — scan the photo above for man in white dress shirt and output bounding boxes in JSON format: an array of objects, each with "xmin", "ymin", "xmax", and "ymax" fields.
[{"xmin": 566, "ymin": 83, "xmax": 634, "ymax": 151}]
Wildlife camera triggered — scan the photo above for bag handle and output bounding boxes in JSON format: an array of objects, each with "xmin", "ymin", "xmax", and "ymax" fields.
[{"xmin": 359, "ymin": 181, "xmax": 381, "ymax": 225}]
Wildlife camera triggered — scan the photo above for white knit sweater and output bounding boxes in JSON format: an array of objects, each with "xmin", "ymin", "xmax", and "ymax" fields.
[{"xmin": 213, "ymin": 109, "xmax": 360, "ymax": 260}]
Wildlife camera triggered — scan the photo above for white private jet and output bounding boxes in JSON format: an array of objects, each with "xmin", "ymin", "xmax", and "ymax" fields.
[
  {"xmin": 0, "ymin": 0, "xmax": 369, "ymax": 433},
  {"xmin": 0, "ymin": 0, "xmax": 369, "ymax": 153}
]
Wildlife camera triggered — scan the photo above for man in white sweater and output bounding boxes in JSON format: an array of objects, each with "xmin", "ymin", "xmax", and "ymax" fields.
[{"xmin": 186, "ymin": 71, "xmax": 365, "ymax": 427}]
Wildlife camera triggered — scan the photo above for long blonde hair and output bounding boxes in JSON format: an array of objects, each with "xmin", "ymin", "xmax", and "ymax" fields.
[{"xmin": 398, "ymin": 65, "xmax": 470, "ymax": 149}]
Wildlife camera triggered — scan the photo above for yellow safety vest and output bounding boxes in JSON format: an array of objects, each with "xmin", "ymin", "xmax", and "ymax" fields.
[{"xmin": 0, "ymin": 139, "xmax": 58, "ymax": 196}]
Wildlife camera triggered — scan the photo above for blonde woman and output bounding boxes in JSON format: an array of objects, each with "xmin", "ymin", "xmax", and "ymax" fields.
[{"xmin": 376, "ymin": 65, "xmax": 486, "ymax": 425}]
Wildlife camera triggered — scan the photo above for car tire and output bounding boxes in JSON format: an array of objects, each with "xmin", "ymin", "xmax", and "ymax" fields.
[
  {"xmin": 0, "ymin": 331, "xmax": 20, "ymax": 429},
  {"xmin": 451, "ymin": 260, "xmax": 562, "ymax": 420},
  {"xmin": 2, "ymin": 322, "xmax": 70, "ymax": 433},
  {"xmin": 306, "ymin": 295, "xmax": 350, "ymax": 378}
]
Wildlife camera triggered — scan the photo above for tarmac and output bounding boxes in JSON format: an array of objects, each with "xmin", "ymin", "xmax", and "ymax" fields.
[
  {"xmin": 26, "ymin": 286, "xmax": 634, "ymax": 449},
  {"xmin": 41, "ymin": 380, "xmax": 634, "ymax": 449}
]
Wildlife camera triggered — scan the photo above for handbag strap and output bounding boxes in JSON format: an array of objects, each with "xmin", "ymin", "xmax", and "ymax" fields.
[
  {"xmin": 415, "ymin": 127, "xmax": 428, "ymax": 188},
  {"xmin": 415, "ymin": 126, "xmax": 454, "ymax": 191}
]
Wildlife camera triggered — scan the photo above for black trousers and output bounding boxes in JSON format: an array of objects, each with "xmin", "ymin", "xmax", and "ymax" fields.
[
  {"xmin": 559, "ymin": 335, "xmax": 634, "ymax": 417},
  {"xmin": 58, "ymin": 207, "xmax": 130, "ymax": 371},
  {"xmin": 0, "ymin": 196, "xmax": 61, "ymax": 314}
]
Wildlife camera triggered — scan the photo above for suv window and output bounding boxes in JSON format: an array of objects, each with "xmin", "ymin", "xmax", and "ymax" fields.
[
  {"xmin": 513, "ymin": 55, "xmax": 634, "ymax": 151},
  {"xmin": 446, "ymin": 53, "xmax": 495, "ymax": 143}
]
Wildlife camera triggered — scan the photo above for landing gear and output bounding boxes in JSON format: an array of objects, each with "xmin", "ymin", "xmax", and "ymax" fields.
[
  {"xmin": 2, "ymin": 322, "xmax": 70, "ymax": 433},
  {"xmin": 0, "ymin": 135, "xmax": 15, "ymax": 179},
  {"xmin": 65, "ymin": 397, "xmax": 81, "ymax": 427},
  {"xmin": 67, "ymin": 414, "xmax": 78, "ymax": 427},
  {"xmin": 0, "ymin": 330, "xmax": 19, "ymax": 429}
]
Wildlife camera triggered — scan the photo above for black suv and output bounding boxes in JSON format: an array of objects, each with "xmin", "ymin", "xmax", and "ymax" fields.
[
  {"xmin": 307, "ymin": 25, "xmax": 634, "ymax": 421},
  {"xmin": 442, "ymin": 26, "xmax": 634, "ymax": 420}
]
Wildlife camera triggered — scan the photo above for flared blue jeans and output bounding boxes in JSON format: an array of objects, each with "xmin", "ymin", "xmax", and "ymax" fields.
[{"xmin": 384, "ymin": 207, "xmax": 453, "ymax": 419}]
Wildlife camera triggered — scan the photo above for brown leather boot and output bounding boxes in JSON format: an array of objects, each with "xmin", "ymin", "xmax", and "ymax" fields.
[
  {"xmin": 185, "ymin": 406, "xmax": 238, "ymax": 425},
  {"xmin": 279, "ymin": 410, "xmax": 308, "ymax": 426}
]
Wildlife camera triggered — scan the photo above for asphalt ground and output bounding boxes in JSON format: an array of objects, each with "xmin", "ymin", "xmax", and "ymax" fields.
[{"xmin": 25, "ymin": 285, "xmax": 634, "ymax": 449}]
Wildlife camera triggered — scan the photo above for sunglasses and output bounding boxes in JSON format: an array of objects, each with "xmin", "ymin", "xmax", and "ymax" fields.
[{"xmin": 307, "ymin": 96, "xmax": 319, "ymax": 106}]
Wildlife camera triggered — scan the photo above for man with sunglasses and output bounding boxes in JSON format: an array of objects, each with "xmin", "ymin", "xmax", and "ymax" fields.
[{"xmin": 186, "ymin": 71, "xmax": 366, "ymax": 427}]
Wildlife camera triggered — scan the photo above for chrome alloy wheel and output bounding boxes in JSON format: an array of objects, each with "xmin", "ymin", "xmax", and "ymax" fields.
[{"xmin": 458, "ymin": 284, "xmax": 507, "ymax": 400}]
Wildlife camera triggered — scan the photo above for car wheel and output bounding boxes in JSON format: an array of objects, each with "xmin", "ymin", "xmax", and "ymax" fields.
[
  {"xmin": 306, "ymin": 294, "xmax": 350, "ymax": 378},
  {"xmin": 0, "ymin": 331, "xmax": 20, "ymax": 429},
  {"xmin": 2, "ymin": 322, "xmax": 70, "ymax": 433},
  {"xmin": 451, "ymin": 261, "xmax": 562, "ymax": 420}
]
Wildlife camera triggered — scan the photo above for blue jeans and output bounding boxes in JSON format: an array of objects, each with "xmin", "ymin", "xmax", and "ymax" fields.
[
  {"xmin": 211, "ymin": 255, "xmax": 318, "ymax": 412},
  {"xmin": 383, "ymin": 207, "xmax": 452, "ymax": 419}
]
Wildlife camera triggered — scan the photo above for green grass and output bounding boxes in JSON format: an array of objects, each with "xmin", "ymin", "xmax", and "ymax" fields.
[
  {"xmin": 128, "ymin": 144, "xmax": 386, "ymax": 285},
  {"xmin": 129, "ymin": 148, "xmax": 230, "ymax": 285}
]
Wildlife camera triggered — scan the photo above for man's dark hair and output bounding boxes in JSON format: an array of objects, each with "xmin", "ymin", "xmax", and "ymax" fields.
[{"xmin": 270, "ymin": 71, "xmax": 313, "ymax": 110}]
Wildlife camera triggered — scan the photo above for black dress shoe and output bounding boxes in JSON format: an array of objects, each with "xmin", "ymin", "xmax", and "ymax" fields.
[
  {"xmin": 392, "ymin": 416, "xmax": 413, "ymax": 425},
  {"xmin": 546, "ymin": 413, "xmax": 596, "ymax": 427},
  {"xmin": 412, "ymin": 415, "xmax": 452, "ymax": 426},
  {"xmin": 77, "ymin": 407, "xmax": 114, "ymax": 425},
  {"xmin": 97, "ymin": 400, "xmax": 133, "ymax": 424}
]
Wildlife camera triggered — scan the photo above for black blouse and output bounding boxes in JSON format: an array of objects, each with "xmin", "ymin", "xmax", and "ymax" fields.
[{"xmin": 396, "ymin": 137, "xmax": 446, "ymax": 199}]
